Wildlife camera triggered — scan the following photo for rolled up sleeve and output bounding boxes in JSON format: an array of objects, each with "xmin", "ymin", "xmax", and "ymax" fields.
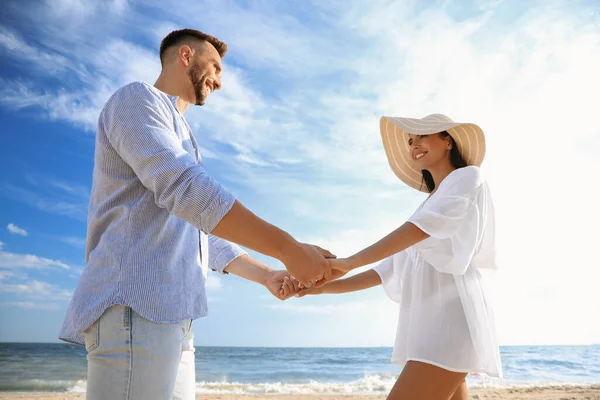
[
  {"xmin": 208, "ymin": 234, "xmax": 247, "ymax": 275},
  {"xmin": 102, "ymin": 82, "xmax": 235, "ymax": 233}
]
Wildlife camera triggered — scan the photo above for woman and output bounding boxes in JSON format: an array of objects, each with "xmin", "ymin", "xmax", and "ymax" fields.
[{"xmin": 299, "ymin": 114, "xmax": 502, "ymax": 399}]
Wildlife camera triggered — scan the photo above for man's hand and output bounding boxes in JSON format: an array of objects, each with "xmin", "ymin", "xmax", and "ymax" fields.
[
  {"xmin": 328, "ymin": 257, "xmax": 355, "ymax": 273},
  {"xmin": 313, "ymin": 260, "xmax": 348, "ymax": 288},
  {"xmin": 280, "ymin": 242, "xmax": 335, "ymax": 288}
]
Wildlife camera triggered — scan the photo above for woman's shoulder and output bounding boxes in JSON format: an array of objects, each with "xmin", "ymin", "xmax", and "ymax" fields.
[
  {"xmin": 454, "ymin": 165, "xmax": 481, "ymax": 180},
  {"xmin": 442, "ymin": 166, "xmax": 483, "ymax": 194}
]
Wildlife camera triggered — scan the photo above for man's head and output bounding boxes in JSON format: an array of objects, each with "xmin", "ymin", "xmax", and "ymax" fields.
[{"xmin": 159, "ymin": 29, "xmax": 227, "ymax": 106}]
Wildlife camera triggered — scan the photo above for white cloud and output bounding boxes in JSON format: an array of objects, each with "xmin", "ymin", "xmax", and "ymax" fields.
[
  {"xmin": 198, "ymin": 146, "xmax": 220, "ymax": 160},
  {"xmin": 148, "ymin": 1, "xmax": 354, "ymax": 77},
  {"xmin": 0, "ymin": 24, "xmax": 159, "ymax": 131},
  {"xmin": 0, "ymin": 26, "xmax": 84, "ymax": 77},
  {"xmin": 46, "ymin": 180, "xmax": 90, "ymax": 198},
  {"xmin": 7, "ymin": 223, "xmax": 28, "ymax": 236},
  {"xmin": 235, "ymin": 153, "xmax": 273, "ymax": 167},
  {"xmin": 0, "ymin": 279, "xmax": 73, "ymax": 300},
  {"xmin": 0, "ymin": 270, "xmax": 15, "ymax": 280},
  {"xmin": 0, "ymin": 250, "xmax": 70, "ymax": 270},
  {"xmin": 0, "ymin": 241, "xmax": 4, "ymax": 250},
  {"xmin": 0, "ymin": 263, "xmax": 73, "ymax": 306}
]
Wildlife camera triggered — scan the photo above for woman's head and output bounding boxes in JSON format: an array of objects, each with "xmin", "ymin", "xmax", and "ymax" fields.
[
  {"xmin": 379, "ymin": 114, "xmax": 485, "ymax": 193},
  {"xmin": 408, "ymin": 131, "xmax": 467, "ymax": 192}
]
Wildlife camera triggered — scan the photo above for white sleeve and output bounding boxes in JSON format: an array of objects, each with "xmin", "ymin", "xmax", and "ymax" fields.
[
  {"xmin": 408, "ymin": 167, "xmax": 483, "ymax": 275},
  {"xmin": 408, "ymin": 166, "xmax": 480, "ymax": 240},
  {"xmin": 373, "ymin": 253, "xmax": 406, "ymax": 304},
  {"xmin": 373, "ymin": 255, "xmax": 394, "ymax": 283}
]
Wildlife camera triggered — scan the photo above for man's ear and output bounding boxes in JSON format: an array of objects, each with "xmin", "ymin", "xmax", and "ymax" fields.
[{"xmin": 178, "ymin": 45, "xmax": 193, "ymax": 66}]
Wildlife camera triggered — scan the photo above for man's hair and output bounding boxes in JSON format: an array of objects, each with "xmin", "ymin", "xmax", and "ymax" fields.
[{"xmin": 159, "ymin": 29, "xmax": 227, "ymax": 66}]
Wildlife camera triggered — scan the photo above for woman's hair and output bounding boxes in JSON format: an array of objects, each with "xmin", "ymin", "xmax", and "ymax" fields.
[{"xmin": 422, "ymin": 131, "xmax": 467, "ymax": 192}]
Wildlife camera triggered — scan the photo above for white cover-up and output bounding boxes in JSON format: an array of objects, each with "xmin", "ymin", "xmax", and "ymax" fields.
[{"xmin": 373, "ymin": 166, "xmax": 502, "ymax": 378}]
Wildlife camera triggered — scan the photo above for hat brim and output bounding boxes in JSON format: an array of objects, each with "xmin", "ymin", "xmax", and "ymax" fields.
[{"xmin": 380, "ymin": 116, "xmax": 486, "ymax": 192}]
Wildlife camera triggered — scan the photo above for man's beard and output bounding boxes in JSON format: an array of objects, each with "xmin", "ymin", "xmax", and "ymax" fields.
[{"xmin": 188, "ymin": 62, "xmax": 207, "ymax": 106}]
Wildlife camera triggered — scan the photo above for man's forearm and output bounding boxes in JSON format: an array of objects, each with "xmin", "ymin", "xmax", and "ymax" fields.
[
  {"xmin": 223, "ymin": 254, "xmax": 272, "ymax": 285},
  {"xmin": 212, "ymin": 201, "xmax": 296, "ymax": 261},
  {"xmin": 212, "ymin": 201, "xmax": 330, "ymax": 287}
]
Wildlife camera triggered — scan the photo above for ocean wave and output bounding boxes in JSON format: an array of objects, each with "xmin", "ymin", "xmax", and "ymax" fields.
[
  {"xmin": 194, "ymin": 374, "xmax": 398, "ymax": 394},
  {"xmin": 46, "ymin": 377, "xmax": 600, "ymax": 394},
  {"xmin": 0, "ymin": 379, "xmax": 86, "ymax": 392},
  {"xmin": 195, "ymin": 380, "xmax": 600, "ymax": 395}
]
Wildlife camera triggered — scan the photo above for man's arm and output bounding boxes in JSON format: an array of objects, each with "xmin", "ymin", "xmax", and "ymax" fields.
[
  {"xmin": 103, "ymin": 83, "xmax": 329, "ymax": 286},
  {"xmin": 211, "ymin": 201, "xmax": 332, "ymax": 285}
]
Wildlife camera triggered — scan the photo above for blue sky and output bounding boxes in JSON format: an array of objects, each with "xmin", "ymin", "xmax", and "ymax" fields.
[{"xmin": 1, "ymin": 0, "xmax": 599, "ymax": 346}]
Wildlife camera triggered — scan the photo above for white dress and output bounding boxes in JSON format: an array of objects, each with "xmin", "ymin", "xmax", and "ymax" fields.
[{"xmin": 373, "ymin": 166, "xmax": 502, "ymax": 378}]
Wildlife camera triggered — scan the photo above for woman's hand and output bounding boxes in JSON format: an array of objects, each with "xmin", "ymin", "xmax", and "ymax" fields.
[
  {"xmin": 265, "ymin": 270, "xmax": 301, "ymax": 300},
  {"xmin": 295, "ymin": 285, "xmax": 324, "ymax": 298}
]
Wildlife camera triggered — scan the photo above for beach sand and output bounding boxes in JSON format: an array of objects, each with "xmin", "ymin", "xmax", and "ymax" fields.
[{"xmin": 1, "ymin": 386, "xmax": 599, "ymax": 400}]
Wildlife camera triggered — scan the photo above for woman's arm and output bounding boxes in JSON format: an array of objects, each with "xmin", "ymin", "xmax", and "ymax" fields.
[
  {"xmin": 224, "ymin": 254, "xmax": 273, "ymax": 283},
  {"xmin": 223, "ymin": 254, "xmax": 299, "ymax": 299},
  {"xmin": 297, "ymin": 269, "xmax": 382, "ymax": 297},
  {"xmin": 331, "ymin": 222, "xmax": 428, "ymax": 273}
]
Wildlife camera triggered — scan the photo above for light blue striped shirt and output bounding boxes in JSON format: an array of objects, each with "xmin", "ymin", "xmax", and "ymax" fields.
[{"xmin": 59, "ymin": 82, "xmax": 246, "ymax": 346}]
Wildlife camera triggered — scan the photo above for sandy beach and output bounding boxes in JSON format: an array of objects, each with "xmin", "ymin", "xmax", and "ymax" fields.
[{"xmin": 1, "ymin": 385, "xmax": 600, "ymax": 400}]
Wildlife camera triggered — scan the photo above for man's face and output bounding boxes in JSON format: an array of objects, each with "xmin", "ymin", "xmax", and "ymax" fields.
[{"xmin": 187, "ymin": 43, "xmax": 222, "ymax": 106}]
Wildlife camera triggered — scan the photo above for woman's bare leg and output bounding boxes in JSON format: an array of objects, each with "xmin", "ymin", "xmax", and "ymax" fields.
[
  {"xmin": 450, "ymin": 380, "xmax": 469, "ymax": 400},
  {"xmin": 387, "ymin": 361, "xmax": 468, "ymax": 400}
]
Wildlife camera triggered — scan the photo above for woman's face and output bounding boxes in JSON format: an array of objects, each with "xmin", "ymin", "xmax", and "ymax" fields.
[{"xmin": 408, "ymin": 133, "xmax": 452, "ymax": 170}]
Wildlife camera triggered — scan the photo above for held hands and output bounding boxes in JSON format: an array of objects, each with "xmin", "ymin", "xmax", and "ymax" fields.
[
  {"xmin": 264, "ymin": 270, "xmax": 301, "ymax": 300},
  {"xmin": 264, "ymin": 271, "xmax": 318, "ymax": 300},
  {"xmin": 267, "ymin": 257, "xmax": 356, "ymax": 300},
  {"xmin": 294, "ymin": 258, "xmax": 353, "ymax": 297},
  {"xmin": 280, "ymin": 243, "xmax": 336, "ymax": 288},
  {"xmin": 327, "ymin": 257, "xmax": 355, "ymax": 273}
]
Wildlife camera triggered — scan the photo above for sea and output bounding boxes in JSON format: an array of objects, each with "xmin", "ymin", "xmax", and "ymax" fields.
[{"xmin": 0, "ymin": 344, "xmax": 598, "ymax": 394}]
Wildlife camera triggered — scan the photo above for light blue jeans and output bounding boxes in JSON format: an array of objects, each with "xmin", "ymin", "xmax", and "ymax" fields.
[{"xmin": 82, "ymin": 305, "xmax": 195, "ymax": 400}]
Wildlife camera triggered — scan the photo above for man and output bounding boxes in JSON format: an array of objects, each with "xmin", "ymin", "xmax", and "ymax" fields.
[{"xmin": 59, "ymin": 29, "xmax": 336, "ymax": 400}]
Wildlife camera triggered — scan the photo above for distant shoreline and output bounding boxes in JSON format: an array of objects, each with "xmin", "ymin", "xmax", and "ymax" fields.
[{"xmin": 1, "ymin": 385, "xmax": 599, "ymax": 400}]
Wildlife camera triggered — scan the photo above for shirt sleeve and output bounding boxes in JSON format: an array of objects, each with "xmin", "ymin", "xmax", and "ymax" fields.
[
  {"xmin": 408, "ymin": 167, "xmax": 483, "ymax": 275},
  {"xmin": 408, "ymin": 166, "xmax": 481, "ymax": 240},
  {"xmin": 373, "ymin": 253, "xmax": 406, "ymax": 304},
  {"xmin": 208, "ymin": 234, "xmax": 247, "ymax": 275},
  {"xmin": 101, "ymin": 82, "xmax": 235, "ymax": 233}
]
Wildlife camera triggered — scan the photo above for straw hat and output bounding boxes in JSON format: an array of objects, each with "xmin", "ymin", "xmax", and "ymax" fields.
[{"xmin": 379, "ymin": 113, "xmax": 486, "ymax": 192}]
